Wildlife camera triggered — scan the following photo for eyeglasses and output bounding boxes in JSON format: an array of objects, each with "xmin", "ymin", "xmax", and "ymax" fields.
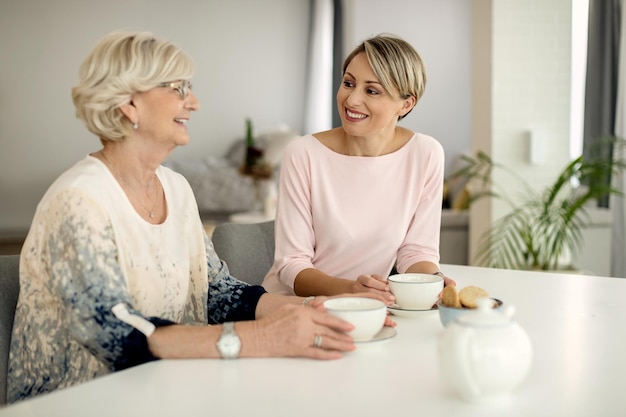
[{"xmin": 159, "ymin": 80, "xmax": 192, "ymax": 100}]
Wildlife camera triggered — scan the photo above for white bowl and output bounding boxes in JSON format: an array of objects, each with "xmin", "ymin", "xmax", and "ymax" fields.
[
  {"xmin": 388, "ymin": 273, "xmax": 444, "ymax": 310},
  {"xmin": 437, "ymin": 298, "xmax": 504, "ymax": 327},
  {"xmin": 323, "ymin": 297, "xmax": 387, "ymax": 342}
]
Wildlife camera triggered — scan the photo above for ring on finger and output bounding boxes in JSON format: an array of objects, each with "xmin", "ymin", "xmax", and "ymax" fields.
[{"xmin": 314, "ymin": 334, "xmax": 323, "ymax": 348}]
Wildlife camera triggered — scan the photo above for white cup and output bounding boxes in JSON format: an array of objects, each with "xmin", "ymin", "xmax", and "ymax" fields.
[
  {"xmin": 323, "ymin": 297, "xmax": 387, "ymax": 342},
  {"xmin": 388, "ymin": 273, "xmax": 444, "ymax": 310}
]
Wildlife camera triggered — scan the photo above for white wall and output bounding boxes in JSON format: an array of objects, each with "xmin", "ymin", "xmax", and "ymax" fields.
[
  {"xmin": 469, "ymin": 0, "xmax": 574, "ymax": 264},
  {"xmin": 344, "ymin": 0, "xmax": 472, "ymax": 176},
  {"xmin": 0, "ymin": 0, "xmax": 309, "ymax": 232},
  {"xmin": 0, "ymin": 0, "xmax": 584, "ymax": 272},
  {"xmin": 492, "ymin": 0, "xmax": 572, "ymax": 198},
  {"xmin": 0, "ymin": 0, "xmax": 475, "ymax": 234}
]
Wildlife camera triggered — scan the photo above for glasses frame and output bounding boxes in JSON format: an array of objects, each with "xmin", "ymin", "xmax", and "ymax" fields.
[{"xmin": 159, "ymin": 80, "xmax": 192, "ymax": 100}]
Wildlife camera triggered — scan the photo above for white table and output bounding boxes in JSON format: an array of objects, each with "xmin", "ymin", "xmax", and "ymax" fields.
[{"xmin": 2, "ymin": 264, "xmax": 625, "ymax": 417}]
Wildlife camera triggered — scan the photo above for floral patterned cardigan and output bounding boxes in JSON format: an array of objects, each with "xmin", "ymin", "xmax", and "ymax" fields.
[{"xmin": 7, "ymin": 156, "xmax": 266, "ymax": 403}]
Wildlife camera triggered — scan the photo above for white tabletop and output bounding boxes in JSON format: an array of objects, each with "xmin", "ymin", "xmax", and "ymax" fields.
[{"xmin": 2, "ymin": 264, "xmax": 625, "ymax": 417}]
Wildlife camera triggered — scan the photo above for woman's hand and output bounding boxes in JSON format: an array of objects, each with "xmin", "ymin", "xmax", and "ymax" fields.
[
  {"xmin": 443, "ymin": 276, "xmax": 456, "ymax": 287},
  {"xmin": 434, "ymin": 274, "xmax": 457, "ymax": 308},
  {"xmin": 252, "ymin": 304, "xmax": 357, "ymax": 359},
  {"xmin": 350, "ymin": 274, "xmax": 396, "ymax": 304}
]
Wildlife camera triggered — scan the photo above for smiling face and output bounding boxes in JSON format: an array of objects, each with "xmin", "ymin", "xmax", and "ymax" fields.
[
  {"xmin": 337, "ymin": 53, "xmax": 414, "ymax": 139},
  {"xmin": 125, "ymin": 80, "xmax": 200, "ymax": 149}
]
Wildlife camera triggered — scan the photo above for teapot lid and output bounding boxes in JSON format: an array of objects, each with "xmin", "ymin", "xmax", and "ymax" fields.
[{"xmin": 455, "ymin": 297, "xmax": 514, "ymax": 327}]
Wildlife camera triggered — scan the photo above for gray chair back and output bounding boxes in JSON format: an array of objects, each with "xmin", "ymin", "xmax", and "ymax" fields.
[
  {"xmin": 0, "ymin": 255, "xmax": 19, "ymax": 406},
  {"xmin": 212, "ymin": 221, "xmax": 275, "ymax": 286}
]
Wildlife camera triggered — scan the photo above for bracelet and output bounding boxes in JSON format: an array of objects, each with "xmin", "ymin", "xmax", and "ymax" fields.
[
  {"xmin": 302, "ymin": 296, "xmax": 315, "ymax": 306},
  {"xmin": 432, "ymin": 271, "xmax": 445, "ymax": 277}
]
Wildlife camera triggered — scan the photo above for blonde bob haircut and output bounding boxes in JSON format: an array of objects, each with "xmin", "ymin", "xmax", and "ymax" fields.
[
  {"xmin": 342, "ymin": 34, "xmax": 426, "ymax": 120},
  {"xmin": 72, "ymin": 31, "xmax": 195, "ymax": 141}
]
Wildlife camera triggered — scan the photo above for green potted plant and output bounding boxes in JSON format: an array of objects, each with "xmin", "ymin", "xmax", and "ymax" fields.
[
  {"xmin": 240, "ymin": 118, "xmax": 272, "ymax": 179},
  {"xmin": 450, "ymin": 136, "xmax": 626, "ymax": 271}
]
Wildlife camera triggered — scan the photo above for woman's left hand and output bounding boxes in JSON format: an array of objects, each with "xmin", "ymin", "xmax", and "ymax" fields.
[{"xmin": 443, "ymin": 276, "xmax": 456, "ymax": 287}]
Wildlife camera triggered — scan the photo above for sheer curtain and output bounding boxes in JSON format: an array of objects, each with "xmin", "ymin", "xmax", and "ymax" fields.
[
  {"xmin": 331, "ymin": 0, "xmax": 343, "ymax": 128},
  {"xmin": 303, "ymin": 0, "xmax": 334, "ymax": 134},
  {"xmin": 583, "ymin": 0, "xmax": 623, "ymax": 277},
  {"xmin": 583, "ymin": 0, "xmax": 621, "ymax": 199},
  {"xmin": 612, "ymin": 0, "xmax": 626, "ymax": 277}
]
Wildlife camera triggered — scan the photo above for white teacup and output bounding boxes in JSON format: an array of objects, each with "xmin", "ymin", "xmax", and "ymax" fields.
[
  {"xmin": 323, "ymin": 297, "xmax": 387, "ymax": 342},
  {"xmin": 388, "ymin": 273, "xmax": 444, "ymax": 310}
]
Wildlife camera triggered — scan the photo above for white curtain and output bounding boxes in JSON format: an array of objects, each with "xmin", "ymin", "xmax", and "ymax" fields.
[
  {"xmin": 303, "ymin": 0, "xmax": 334, "ymax": 134},
  {"xmin": 612, "ymin": 0, "xmax": 626, "ymax": 277}
]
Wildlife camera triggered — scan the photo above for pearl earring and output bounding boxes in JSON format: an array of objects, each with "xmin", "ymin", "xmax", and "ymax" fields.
[{"xmin": 133, "ymin": 122, "xmax": 138, "ymax": 129}]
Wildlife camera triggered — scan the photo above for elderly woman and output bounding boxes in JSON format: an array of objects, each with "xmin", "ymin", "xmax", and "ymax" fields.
[
  {"xmin": 7, "ymin": 31, "xmax": 385, "ymax": 404},
  {"xmin": 262, "ymin": 34, "xmax": 456, "ymax": 302}
]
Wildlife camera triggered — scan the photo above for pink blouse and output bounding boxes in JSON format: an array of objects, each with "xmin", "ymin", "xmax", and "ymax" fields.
[{"xmin": 262, "ymin": 133, "xmax": 444, "ymax": 295}]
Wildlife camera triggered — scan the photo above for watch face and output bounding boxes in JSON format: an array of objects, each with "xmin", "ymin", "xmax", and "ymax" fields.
[
  {"xmin": 218, "ymin": 323, "xmax": 241, "ymax": 359},
  {"xmin": 219, "ymin": 335, "xmax": 241, "ymax": 352}
]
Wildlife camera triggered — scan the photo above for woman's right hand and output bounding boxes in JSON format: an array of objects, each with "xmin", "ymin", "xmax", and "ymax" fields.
[{"xmin": 250, "ymin": 304, "xmax": 356, "ymax": 359}]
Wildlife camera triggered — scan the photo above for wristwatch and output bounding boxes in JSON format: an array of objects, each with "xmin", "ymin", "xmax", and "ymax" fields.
[{"xmin": 216, "ymin": 322, "xmax": 241, "ymax": 359}]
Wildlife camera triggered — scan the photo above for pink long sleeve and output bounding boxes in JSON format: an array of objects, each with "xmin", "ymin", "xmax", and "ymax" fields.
[{"xmin": 262, "ymin": 134, "xmax": 444, "ymax": 295}]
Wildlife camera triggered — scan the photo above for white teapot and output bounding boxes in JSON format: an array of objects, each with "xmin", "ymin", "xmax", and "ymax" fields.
[{"xmin": 438, "ymin": 297, "xmax": 532, "ymax": 403}]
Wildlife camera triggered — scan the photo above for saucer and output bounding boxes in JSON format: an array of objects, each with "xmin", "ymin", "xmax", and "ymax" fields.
[
  {"xmin": 387, "ymin": 305, "xmax": 438, "ymax": 318},
  {"xmin": 357, "ymin": 326, "xmax": 397, "ymax": 343}
]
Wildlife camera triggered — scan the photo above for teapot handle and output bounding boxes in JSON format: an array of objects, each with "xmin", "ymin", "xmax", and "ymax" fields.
[{"xmin": 455, "ymin": 327, "xmax": 482, "ymax": 398}]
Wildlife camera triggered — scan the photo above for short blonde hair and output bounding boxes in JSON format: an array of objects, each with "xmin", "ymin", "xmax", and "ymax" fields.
[
  {"xmin": 342, "ymin": 34, "xmax": 426, "ymax": 120},
  {"xmin": 72, "ymin": 31, "xmax": 195, "ymax": 141}
]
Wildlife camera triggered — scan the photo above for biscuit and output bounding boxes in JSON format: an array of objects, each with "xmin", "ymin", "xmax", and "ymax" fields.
[
  {"xmin": 459, "ymin": 286, "xmax": 489, "ymax": 309},
  {"xmin": 441, "ymin": 285, "xmax": 462, "ymax": 308}
]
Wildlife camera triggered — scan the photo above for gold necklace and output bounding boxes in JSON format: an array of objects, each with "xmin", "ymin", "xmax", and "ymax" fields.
[
  {"xmin": 99, "ymin": 151, "xmax": 160, "ymax": 218},
  {"xmin": 122, "ymin": 175, "xmax": 160, "ymax": 218}
]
